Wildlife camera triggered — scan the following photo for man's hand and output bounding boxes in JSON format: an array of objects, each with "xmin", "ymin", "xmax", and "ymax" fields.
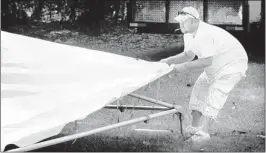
[
  {"xmin": 170, "ymin": 63, "xmax": 187, "ymax": 73},
  {"xmin": 159, "ymin": 58, "xmax": 169, "ymax": 64},
  {"xmin": 160, "ymin": 58, "xmax": 173, "ymax": 66}
]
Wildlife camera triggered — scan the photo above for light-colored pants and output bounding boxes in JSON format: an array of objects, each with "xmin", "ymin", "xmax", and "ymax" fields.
[{"xmin": 189, "ymin": 71, "xmax": 243, "ymax": 119}]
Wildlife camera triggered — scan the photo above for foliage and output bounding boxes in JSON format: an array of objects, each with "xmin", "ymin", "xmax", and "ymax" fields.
[{"xmin": 1, "ymin": 0, "xmax": 129, "ymax": 31}]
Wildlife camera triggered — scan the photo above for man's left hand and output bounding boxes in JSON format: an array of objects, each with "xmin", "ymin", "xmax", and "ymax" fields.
[{"xmin": 159, "ymin": 58, "xmax": 168, "ymax": 63}]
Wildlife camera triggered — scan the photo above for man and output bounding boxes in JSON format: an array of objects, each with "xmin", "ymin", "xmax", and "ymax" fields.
[{"xmin": 160, "ymin": 7, "xmax": 248, "ymax": 142}]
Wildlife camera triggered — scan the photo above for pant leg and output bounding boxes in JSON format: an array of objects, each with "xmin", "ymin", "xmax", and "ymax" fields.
[
  {"xmin": 189, "ymin": 72, "xmax": 210, "ymax": 116},
  {"xmin": 189, "ymin": 72, "xmax": 243, "ymax": 120},
  {"xmin": 204, "ymin": 72, "xmax": 243, "ymax": 119}
]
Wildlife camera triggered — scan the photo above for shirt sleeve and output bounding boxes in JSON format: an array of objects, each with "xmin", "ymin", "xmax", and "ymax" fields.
[{"xmin": 198, "ymin": 35, "xmax": 216, "ymax": 58}]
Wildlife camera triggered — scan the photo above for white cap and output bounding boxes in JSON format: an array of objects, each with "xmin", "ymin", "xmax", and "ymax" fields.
[{"xmin": 174, "ymin": 7, "xmax": 200, "ymax": 23}]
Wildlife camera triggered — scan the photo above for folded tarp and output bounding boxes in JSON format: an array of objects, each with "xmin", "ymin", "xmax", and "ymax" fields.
[{"xmin": 1, "ymin": 31, "xmax": 173, "ymax": 151}]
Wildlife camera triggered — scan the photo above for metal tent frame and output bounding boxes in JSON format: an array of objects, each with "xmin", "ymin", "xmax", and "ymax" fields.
[{"xmin": 5, "ymin": 77, "xmax": 185, "ymax": 152}]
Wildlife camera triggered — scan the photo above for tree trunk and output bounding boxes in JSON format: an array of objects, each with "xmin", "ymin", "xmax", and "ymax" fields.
[
  {"xmin": 49, "ymin": 0, "xmax": 52, "ymax": 22},
  {"xmin": 70, "ymin": 0, "xmax": 77, "ymax": 23},
  {"xmin": 32, "ymin": 0, "xmax": 44, "ymax": 21}
]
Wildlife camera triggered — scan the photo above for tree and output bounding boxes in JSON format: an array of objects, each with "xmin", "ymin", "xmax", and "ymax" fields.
[{"xmin": 31, "ymin": 0, "xmax": 44, "ymax": 21}]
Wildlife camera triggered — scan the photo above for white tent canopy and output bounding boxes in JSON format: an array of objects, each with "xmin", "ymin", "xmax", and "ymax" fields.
[{"xmin": 1, "ymin": 31, "xmax": 173, "ymax": 151}]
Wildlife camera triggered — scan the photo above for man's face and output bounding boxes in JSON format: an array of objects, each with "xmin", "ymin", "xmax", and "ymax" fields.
[{"xmin": 179, "ymin": 18, "xmax": 194, "ymax": 34}]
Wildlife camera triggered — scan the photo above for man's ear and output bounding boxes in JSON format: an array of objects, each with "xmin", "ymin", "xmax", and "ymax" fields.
[
  {"xmin": 192, "ymin": 19, "xmax": 196, "ymax": 24},
  {"xmin": 192, "ymin": 18, "xmax": 199, "ymax": 24}
]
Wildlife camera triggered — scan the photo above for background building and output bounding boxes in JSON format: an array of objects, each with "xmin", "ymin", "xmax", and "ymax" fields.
[{"xmin": 128, "ymin": 0, "xmax": 264, "ymax": 33}]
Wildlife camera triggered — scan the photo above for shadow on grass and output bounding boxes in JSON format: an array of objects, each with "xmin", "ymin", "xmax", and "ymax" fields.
[
  {"xmin": 5, "ymin": 131, "xmax": 265, "ymax": 152},
  {"xmin": 30, "ymin": 132, "xmax": 184, "ymax": 152}
]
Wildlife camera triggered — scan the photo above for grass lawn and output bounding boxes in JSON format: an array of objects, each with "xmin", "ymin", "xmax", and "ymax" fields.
[{"xmin": 6, "ymin": 25, "xmax": 265, "ymax": 152}]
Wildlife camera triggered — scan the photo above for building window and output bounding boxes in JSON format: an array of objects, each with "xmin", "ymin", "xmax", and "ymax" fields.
[
  {"xmin": 134, "ymin": 0, "xmax": 166, "ymax": 23},
  {"xmin": 248, "ymin": 1, "xmax": 262, "ymax": 23},
  {"xmin": 207, "ymin": 0, "xmax": 243, "ymax": 25}
]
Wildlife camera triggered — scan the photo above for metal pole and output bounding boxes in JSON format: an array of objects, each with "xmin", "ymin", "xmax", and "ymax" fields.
[
  {"xmin": 104, "ymin": 105, "xmax": 170, "ymax": 111},
  {"xmin": 203, "ymin": 0, "xmax": 208, "ymax": 22},
  {"xmin": 243, "ymin": 0, "xmax": 250, "ymax": 33},
  {"xmin": 165, "ymin": 0, "xmax": 170, "ymax": 23},
  {"xmin": 128, "ymin": 93, "xmax": 175, "ymax": 108},
  {"xmin": 7, "ymin": 109, "xmax": 180, "ymax": 152}
]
